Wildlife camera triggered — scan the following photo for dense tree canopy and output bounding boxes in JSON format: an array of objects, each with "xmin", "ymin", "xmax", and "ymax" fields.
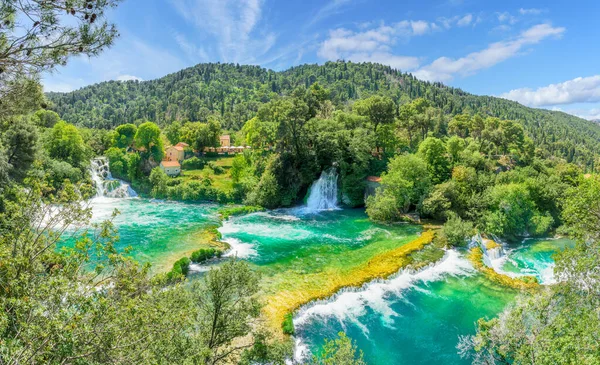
[
  {"xmin": 46, "ymin": 120, "xmax": 89, "ymax": 167},
  {"xmin": 462, "ymin": 175, "xmax": 600, "ymax": 364},
  {"xmin": 45, "ymin": 62, "xmax": 600, "ymax": 170}
]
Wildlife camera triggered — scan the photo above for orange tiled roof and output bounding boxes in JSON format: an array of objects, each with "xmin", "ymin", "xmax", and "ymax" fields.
[
  {"xmin": 161, "ymin": 160, "xmax": 180, "ymax": 167},
  {"xmin": 366, "ymin": 176, "xmax": 382, "ymax": 182}
]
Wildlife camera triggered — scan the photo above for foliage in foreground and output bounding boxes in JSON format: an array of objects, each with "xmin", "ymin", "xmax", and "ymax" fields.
[
  {"xmin": 460, "ymin": 175, "xmax": 600, "ymax": 364},
  {"xmin": 282, "ymin": 313, "xmax": 295, "ymax": 335},
  {"xmin": 309, "ymin": 333, "xmax": 366, "ymax": 365},
  {"xmin": 0, "ymin": 178, "xmax": 266, "ymax": 364}
]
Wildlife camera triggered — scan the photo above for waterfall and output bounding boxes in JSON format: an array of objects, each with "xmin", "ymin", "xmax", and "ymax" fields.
[
  {"xmin": 306, "ymin": 168, "xmax": 339, "ymax": 211},
  {"xmin": 471, "ymin": 234, "xmax": 505, "ymax": 267},
  {"xmin": 90, "ymin": 157, "xmax": 137, "ymax": 198}
]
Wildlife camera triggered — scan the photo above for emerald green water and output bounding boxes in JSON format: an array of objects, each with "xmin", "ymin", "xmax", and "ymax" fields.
[
  {"xmin": 218, "ymin": 208, "xmax": 421, "ymax": 270},
  {"xmin": 80, "ymin": 197, "xmax": 219, "ymax": 271},
  {"xmin": 495, "ymin": 237, "xmax": 575, "ymax": 284},
  {"xmin": 292, "ymin": 250, "xmax": 516, "ymax": 364},
  {"xmin": 75, "ymin": 195, "xmax": 571, "ymax": 364}
]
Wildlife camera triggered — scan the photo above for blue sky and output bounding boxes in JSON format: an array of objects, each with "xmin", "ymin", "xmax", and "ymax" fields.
[{"xmin": 43, "ymin": 0, "xmax": 600, "ymax": 120}]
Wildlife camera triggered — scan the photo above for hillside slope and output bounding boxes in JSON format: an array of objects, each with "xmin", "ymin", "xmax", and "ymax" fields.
[{"xmin": 47, "ymin": 61, "xmax": 600, "ymax": 168}]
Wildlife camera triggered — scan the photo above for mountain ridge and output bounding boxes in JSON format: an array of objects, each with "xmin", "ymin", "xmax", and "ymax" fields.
[{"xmin": 46, "ymin": 61, "xmax": 600, "ymax": 168}]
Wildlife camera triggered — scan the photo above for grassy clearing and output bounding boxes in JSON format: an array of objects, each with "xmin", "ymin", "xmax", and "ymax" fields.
[
  {"xmin": 260, "ymin": 230, "xmax": 436, "ymax": 336},
  {"xmin": 178, "ymin": 156, "xmax": 236, "ymax": 192}
]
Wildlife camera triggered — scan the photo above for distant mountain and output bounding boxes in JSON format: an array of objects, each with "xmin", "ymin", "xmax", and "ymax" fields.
[{"xmin": 46, "ymin": 61, "xmax": 600, "ymax": 168}]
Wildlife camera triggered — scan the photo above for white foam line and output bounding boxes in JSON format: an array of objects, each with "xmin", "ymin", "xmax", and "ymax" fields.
[
  {"xmin": 291, "ymin": 249, "xmax": 474, "ymax": 361},
  {"xmin": 489, "ymin": 249, "xmax": 556, "ymax": 285},
  {"xmin": 222, "ymin": 237, "xmax": 257, "ymax": 259}
]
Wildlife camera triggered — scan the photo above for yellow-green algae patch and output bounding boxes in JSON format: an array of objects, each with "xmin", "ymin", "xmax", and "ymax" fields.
[
  {"xmin": 261, "ymin": 230, "xmax": 436, "ymax": 335},
  {"xmin": 156, "ymin": 225, "xmax": 229, "ymax": 273},
  {"xmin": 467, "ymin": 247, "xmax": 538, "ymax": 290},
  {"xmin": 484, "ymin": 238, "xmax": 501, "ymax": 250}
]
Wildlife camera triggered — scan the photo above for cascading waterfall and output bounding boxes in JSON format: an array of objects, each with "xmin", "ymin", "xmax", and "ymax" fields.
[
  {"xmin": 306, "ymin": 168, "xmax": 339, "ymax": 211},
  {"xmin": 292, "ymin": 249, "xmax": 475, "ymax": 363},
  {"xmin": 90, "ymin": 157, "xmax": 137, "ymax": 198},
  {"xmin": 471, "ymin": 234, "xmax": 504, "ymax": 267}
]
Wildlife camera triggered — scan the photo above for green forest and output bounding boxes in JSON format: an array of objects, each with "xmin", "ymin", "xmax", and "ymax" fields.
[
  {"xmin": 2, "ymin": 1, "xmax": 600, "ymax": 364},
  {"xmin": 48, "ymin": 62, "xmax": 600, "ymax": 170}
]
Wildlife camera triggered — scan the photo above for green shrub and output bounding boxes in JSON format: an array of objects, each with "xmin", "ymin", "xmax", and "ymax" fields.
[
  {"xmin": 182, "ymin": 156, "xmax": 205, "ymax": 170},
  {"xmin": 207, "ymin": 227, "xmax": 223, "ymax": 240},
  {"xmin": 190, "ymin": 248, "xmax": 221, "ymax": 263},
  {"xmin": 219, "ymin": 205, "xmax": 264, "ymax": 219},
  {"xmin": 282, "ymin": 313, "xmax": 295, "ymax": 335},
  {"xmin": 441, "ymin": 212, "xmax": 474, "ymax": 247},
  {"xmin": 166, "ymin": 257, "xmax": 191, "ymax": 282},
  {"xmin": 207, "ymin": 161, "xmax": 224, "ymax": 174}
]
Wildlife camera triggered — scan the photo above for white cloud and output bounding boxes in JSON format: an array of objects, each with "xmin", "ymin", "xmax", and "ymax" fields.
[
  {"xmin": 410, "ymin": 20, "xmax": 430, "ymax": 35},
  {"xmin": 308, "ymin": 0, "xmax": 354, "ymax": 28},
  {"xmin": 497, "ymin": 12, "xmax": 518, "ymax": 24},
  {"xmin": 317, "ymin": 23, "xmax": 426, "ymax": 69},
  {"xmin": 550, "ymin": 106, "xmax": 600, "ymax": 121},
  {"xmin": 43, "ymin": 82, "xmax": 78, "ymax": 93},
  {"xmin": 519, "ymin": 8, "xmax": 543, "ymax": 15},
  {"xmin": 342, "ymin": 52, "xmax": 421, "ymax": 70},
  {"xmin": 68, "ymin": 36, "xmax": 185, "ymax": 86},
  {"xmin": 492, "ymin": 24, "xmax": 512, "ymax": 33},
  {"xmin": 318, "ymin": 26, "xmax": 394, "ymax": 60},
  {"xmin": 174, "ymin": 32, "xmax": 209, "ymax": 63},
  {"xmin": 116, "ymin": 75, "xmax": 143, "ymax": 82},
  {"xmin": 437, "ymin": 14, "xmax": 477, "ymax": 29},
  {"xmin": 170, "ymin": 0, "xmax": 275, "ymax": 63},
  {"xmin": 457, "ymin": 14, "xmax": 473, "ymax": 27},
  {"xmin": 577, "ymin": 108, "xmax": 600, "ymax": 121},
  {"xmin": 413, "ymin": 23, "xmax": 565, "ymax": 82},
  {"xmin": 317, "ymin": 18, "xmax": 457, "ymax": 69},
  {"xmin": 500, "ymin": 75, "xmax": 600, "ymax": 107}
]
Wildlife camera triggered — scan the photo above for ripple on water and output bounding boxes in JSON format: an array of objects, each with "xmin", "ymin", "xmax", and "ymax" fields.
[
  {"xmin": 292, "ymin": 250, "xmax": 477, "ymax": 363},
  {"xmin": 494, "ymin": 238, "xmax": 575, "ymax": 285}
]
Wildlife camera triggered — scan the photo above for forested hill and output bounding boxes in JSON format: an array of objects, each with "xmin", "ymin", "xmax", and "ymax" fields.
[{"xmin": 47, "ymin": 61, "xmax": 600, "ymax": 165}]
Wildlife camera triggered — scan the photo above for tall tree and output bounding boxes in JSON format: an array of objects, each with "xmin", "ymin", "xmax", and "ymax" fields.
[
  {"xmin": 134, "ymin": 121, "xmax": 163, "ymax": 161},
  {"xmin": 417, "ymin": 137, "xmax": 450, "ymax": 184},
  {"xmin": 2, "ymin": 116, "xmax": 38, "ymax": 180},
  {"xmin": 194, "ymin": 259, "xmax": 261, "ymax": 364},
  {"xmin": 0, "ymin": 0, "xmax": 121, "ymax": 99},
  {"xmin": 112, "ymin": 123, "xmax": 137, "ymax": 148},
  {"xmin": 353, "ymin": 95, "xmax": 395, "ymax": 133},
  {"xmin": 46, "ymin": 120, "xmax": 88, "ymax": 167}
]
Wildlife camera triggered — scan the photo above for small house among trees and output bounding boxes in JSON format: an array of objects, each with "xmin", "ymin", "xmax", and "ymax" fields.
[
  {"xmin": 160, "ymin": 160, "xmax": 181, "ymax": 176},
  {"xmin": 219, "ymin": 135, "xmax": 230, "ymax": 147},
  {"xmin": 165, "ymin": 145, "xmax": 185, "ymax": 162}
]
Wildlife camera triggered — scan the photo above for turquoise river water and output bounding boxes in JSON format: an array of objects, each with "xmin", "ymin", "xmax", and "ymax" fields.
[{"xmin": 79, "ymin": 192, "xmax": 573, "ymax": 364}]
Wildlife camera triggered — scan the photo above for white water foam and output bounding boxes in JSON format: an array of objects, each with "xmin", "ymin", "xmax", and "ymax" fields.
[
  {"xmin": 292, "ymin": 249, "xmax": 474, "ymax": 362},
  {"xmin": 222, "ymin": 237, "xmax": 257, "ymax": 259},
  {"xmin": 489, "ymin": 251, "xmax": 556, "ymax": 285},
  {"xmin": 90, "ymin": 157, "xmax": 137, "ymax": 198},
  {"xmin": 292, "ymin": 337, "xmax": 311, "ymax": 364},
  {"xmin": 188, "ymin": 263, "xmax": 212, "ymax": 273},
  {"xmin": 219, "ymin": 219, "xmax": 312, "ymax": 241},
  {"xmin": 306, "ymin": 168, "xmax": 339, "ymax": 211},
  {"xmin": 255, "ymin": 211, "xmax": 301, "ymax": 222},
  {"xmin": 294, "ymin": 249, "xmax": 473, "ymax": 327}
]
